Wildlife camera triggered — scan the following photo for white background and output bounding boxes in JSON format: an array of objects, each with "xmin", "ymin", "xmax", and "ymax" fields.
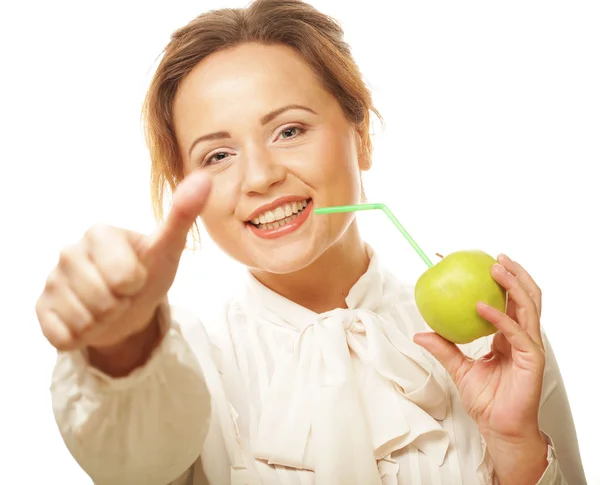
[{"xmin": 1, "ymin": 0, "xmax": 599, "ymax": 483}]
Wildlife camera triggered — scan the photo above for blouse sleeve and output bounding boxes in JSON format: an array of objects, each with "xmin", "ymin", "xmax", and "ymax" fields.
[
  {"xmin": 50, "ymin": 301, "xmax": 211, "ymax": 485},
  {"xmin": 534, "ymin": 331, "xmax": 588, "ymax": 484}
]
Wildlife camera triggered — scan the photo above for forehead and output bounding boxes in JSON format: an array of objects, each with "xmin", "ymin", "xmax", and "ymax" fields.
[{"xmin": 173, "ymin": 43, "xmax": 332, "ymax": 128}]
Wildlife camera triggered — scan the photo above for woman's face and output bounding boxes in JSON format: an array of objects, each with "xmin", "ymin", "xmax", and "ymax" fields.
[{"xmin": 173, "ymin": 42, "xmax": 368, "ymax": 274}]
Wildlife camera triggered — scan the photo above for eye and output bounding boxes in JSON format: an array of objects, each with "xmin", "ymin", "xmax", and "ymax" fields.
[
  {"xmin": 277, "ymin": 125, "xmax": 305, "ymax": 140},
  {"xmin": 204, "ymin": 151, "xmax": 231, "ymax": 166}
]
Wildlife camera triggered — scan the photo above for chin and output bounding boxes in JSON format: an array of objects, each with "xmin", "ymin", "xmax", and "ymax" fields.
[{"xmin": 245, "ymin": 239, "xmax": 327, "ymax": 275}]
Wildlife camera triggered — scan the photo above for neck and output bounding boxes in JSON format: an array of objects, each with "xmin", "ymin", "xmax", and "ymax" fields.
[{"xmin": 250, "ymin": 222, "xmax": 370, "ymax": 314}]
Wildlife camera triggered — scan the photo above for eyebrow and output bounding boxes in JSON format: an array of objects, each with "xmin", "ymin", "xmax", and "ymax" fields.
[
  {"xmin": 187, "ymin": 104, "xmax": 318, "ymax": 158},
  {"xmin": 187, "ymin": 131, "xmax": 230, "ymax": 158},
  {"xmin": 260, "ymin": 104, "xmax": 317, "ymax": 125}
]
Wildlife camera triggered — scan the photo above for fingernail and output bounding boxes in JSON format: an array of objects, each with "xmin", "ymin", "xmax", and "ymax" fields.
[
  {"xmin": 477, "ymin": 301, "xmax": 501, "ymax": 314},
  {"xmin": 498, "ymin": 253, "xmax": 512, "ymax": 263},
  {"xmin": 413, "ymin": 332, "xmax": 429, "ymax": 342},
  {"xmin": 493, "ymin": 263, "xmax": 508, "ymax": 273}
]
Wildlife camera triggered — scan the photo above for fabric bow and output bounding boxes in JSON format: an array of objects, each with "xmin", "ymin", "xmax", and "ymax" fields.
[{"xmin": 249, "ymin": 249, "xmax": 451, "ymax": 485}]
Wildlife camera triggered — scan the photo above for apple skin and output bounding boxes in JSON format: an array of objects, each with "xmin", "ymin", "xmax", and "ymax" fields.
[{"xmin": 414, "ymin": 250, "xmax": 507, "ymax": 344}]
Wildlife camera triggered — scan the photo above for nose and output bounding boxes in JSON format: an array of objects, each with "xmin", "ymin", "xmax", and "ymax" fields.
[{"xmin": 240, "ymin": 146, "xmax": 287, "ymax": 195}]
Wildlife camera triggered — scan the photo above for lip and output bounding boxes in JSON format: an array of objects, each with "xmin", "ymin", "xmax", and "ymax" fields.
[
  {"xmin": 245, "ymin": 195, "xmax": 311, "ymax": 222},
  {"xmin": 247, "ymin": 199, "xmax": 313, "ymax": 240}
]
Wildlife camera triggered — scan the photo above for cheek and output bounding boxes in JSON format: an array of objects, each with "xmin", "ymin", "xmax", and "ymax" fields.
[
  {"xmin": 198, "ymin": 178, "xmax": 239, "ymax": 236},
  {"xmin": 315, "ymin": 130, "xmax": 362, "ymax": 188}
]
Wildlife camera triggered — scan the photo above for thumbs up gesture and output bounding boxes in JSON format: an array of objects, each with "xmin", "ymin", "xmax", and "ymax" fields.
[{"xmin": 36, "ymin": 170, "xmax": 212, "ymax": 352}]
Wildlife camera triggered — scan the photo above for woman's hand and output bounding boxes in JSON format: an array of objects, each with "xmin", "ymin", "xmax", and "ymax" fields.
[
  {"xmin": 414, "ymin": 254, "xmax": 549, "ymax": 484},
  {"xmin": 35, "ymin": 170, "xmax": 212, "ymax": 375}
]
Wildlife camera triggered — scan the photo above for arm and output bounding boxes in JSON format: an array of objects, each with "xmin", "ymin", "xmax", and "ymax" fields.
[
  {"xmin": 484, "ymin": 330, "xmax": 587, "ymax": 485},
  {"xmin": 50, "ymin": 303, "xmax": 211, "ymax": 485},
  {"xmin": 535, "ymin": 331, "xmax": 588, "ymax": 484}
]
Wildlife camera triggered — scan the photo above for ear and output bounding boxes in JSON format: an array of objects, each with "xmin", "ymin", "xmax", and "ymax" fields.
[{"xmin": 354, "ymin": 125, "xmax": 372, "ymax": 171}]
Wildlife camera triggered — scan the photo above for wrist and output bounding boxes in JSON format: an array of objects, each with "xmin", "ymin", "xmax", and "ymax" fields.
[
  {"xmin": 484, "ymin": 430, "xmax": 549, "ymax": 485},
  {"xmin": 87, "ymin": 309, "xmax": 163, "ymax": 377}
]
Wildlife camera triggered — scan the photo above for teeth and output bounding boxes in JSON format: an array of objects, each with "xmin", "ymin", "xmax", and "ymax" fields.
[
  {"xmin": 274, "ymin": 207, "xmax": 286, "ymax": 220},
  {"xmin": 250, "ymin": 199, "xmax": 310, "ymax": 227},
  {"xmin": 259, "ymin": 214, "xmax": 299, "ymax": 230}
]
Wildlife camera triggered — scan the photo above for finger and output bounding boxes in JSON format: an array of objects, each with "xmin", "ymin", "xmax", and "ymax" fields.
[
  {"xmin": 84, "ymin": 225, "xmax": 148, "ymax": 297},
  {"xmin": 147, "ymin": 170, "xmax": 212, "ymax": 265},
  {"xmin": 36, "ymin": 308, "xmax": 79, "ymax": 352},
  {"xmin": 497, "ymin": 254, "xmax": 542, "ymax": 316},
  {"xmin": 46, "ymin": 286, "xmax": 95, "ymax": 335},
  {"xmin": 476, "ymin": 301, "xmax": 539, "ymax": 353},
  {"xmin": 490, "ymin": 329, "xmax": 511, "ymax": 358},
  {"xmin": 79, "ymin": 297, "xmax": 133, "ymax": 343},
  {"xmin": 505, "ymin": 297, "xmax": 521, "ymax": 329},
  {"xmin": 491, "ymin": 263, "xmax": 543, "ymax": 346},
  {"xmin": 59, "ymin": 246, "xmax": 119, "ymax": 316},
  {"xmin": 413, "ymin": 332, "xmax": 471, "ymax": 385}
]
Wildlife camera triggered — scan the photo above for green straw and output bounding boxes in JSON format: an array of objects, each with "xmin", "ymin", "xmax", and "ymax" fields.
[{"xmin": 313, "ymin": 203, "xmax": 433, "ymax": 268}]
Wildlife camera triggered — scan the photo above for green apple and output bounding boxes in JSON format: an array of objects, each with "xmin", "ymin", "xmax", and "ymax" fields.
[{"xmin": 414, "ymin": 250, "xmax": 507, "ymax": 344}]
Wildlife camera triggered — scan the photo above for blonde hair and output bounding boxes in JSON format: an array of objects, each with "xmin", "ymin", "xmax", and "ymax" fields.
[{"xmin": 142, "ymin": 0, "xmax": 382, "ymax": 226}]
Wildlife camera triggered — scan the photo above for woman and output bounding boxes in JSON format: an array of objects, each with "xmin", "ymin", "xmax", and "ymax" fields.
[{"xmin": 38, "ymin": 1, "xmax": 586, "ymax": 484}]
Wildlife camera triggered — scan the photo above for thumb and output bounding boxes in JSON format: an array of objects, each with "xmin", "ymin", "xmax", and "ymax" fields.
[
  {"xmin": 413, "ymin": 332, "xmax": 468, "ymax": 384},
  {"xmin": 147, "ymin": 170, "xmax": 212, "ymax": 264}
]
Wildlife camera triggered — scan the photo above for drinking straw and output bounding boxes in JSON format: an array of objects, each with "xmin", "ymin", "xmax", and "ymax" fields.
[{"xmin": 314, "ymin": 203, "xmax": 433, "ymax": 268}]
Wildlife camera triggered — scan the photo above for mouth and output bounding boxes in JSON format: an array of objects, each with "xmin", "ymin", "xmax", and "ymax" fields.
[
  {"xmin": 247, "ymin": 198, "xmax": 311, "ymax": 230},
  {"xmin": 245, "ymin": 198, "xmax": 313, "ymax": 240}
]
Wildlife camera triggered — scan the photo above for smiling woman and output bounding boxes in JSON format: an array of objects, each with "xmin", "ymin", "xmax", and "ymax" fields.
[
  {"xmin": 170, "ymin": 41, "xmax": 370, "ymax": 280},
  {"xmin": 38, "ymin": 1, "xmax": 587, "ymax": 484}
]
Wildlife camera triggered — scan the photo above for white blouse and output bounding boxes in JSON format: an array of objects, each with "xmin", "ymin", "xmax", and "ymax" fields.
[{"xmin": 51, "ymin": 247, "xmax": 587, "ymax": 485}]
